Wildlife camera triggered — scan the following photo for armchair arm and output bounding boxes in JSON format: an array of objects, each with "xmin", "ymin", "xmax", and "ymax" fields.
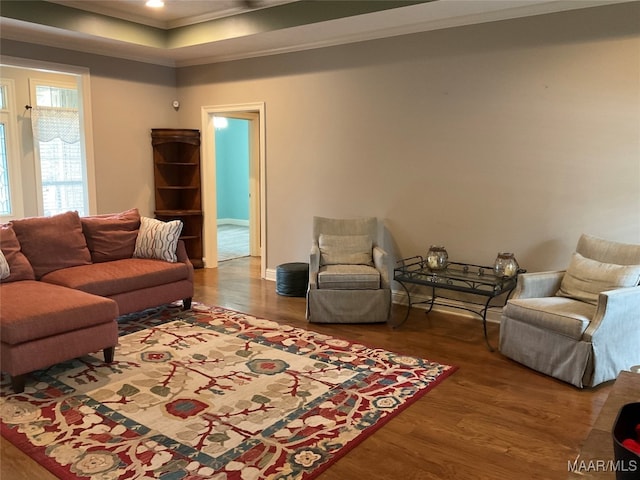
[
  {"xmin": 309, "ymin": 244, "xmax": 320, "ymax": 289},
  {"xmin": 583, "ymin": 286, "xmax": 640, "ymax": 342},
  {"xmin": 511, "ymin": 270, "xmax": 565, "ymax": 299},
  {"xmin": 373, "ymin": 245, "xmax": 390, "ymax": 289}
]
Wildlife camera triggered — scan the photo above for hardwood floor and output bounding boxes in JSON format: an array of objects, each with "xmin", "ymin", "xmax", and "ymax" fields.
[{"xmin": 1, "ymin": 257, "xmax": 615, "ymax": 479}]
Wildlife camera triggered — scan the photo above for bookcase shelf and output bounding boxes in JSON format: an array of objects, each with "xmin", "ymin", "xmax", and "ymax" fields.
[{"xmin": 152, "ymin": 128, "xmax": 203, "ymax": 268}]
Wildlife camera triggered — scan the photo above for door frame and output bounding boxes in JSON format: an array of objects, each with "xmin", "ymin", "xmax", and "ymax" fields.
[{"xmin": 201, "ymin": 102, "xmax": 266, "ymax": 278}]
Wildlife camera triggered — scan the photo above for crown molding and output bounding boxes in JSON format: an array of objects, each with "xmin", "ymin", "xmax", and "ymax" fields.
[{"xmin": 1, "ymin": 0, "xmax": 633, "ymax": 68}]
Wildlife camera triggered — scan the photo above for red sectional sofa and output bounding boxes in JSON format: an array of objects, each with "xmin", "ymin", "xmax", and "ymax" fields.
[{"xmin": 0, "ymin": 209, "xmax": 194, "ymax": 393}]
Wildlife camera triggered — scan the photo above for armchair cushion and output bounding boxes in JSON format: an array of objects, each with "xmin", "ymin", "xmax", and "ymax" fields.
[
  {"xmin": 319, "ymin": 234, "xmax": 373, "ymax": 266},
  {"xmin": 318, "ymin": 264, "xmax": 380, "ymax": 290},
  {"xmin": 504, "ymin": 297, "xmax": 595, "ymax": 340},
  {"xmin": 556, "ymin": 252, "xmax": 640, "ymax": 305}
]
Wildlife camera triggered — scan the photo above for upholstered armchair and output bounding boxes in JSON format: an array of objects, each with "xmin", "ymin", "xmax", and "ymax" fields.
[
  {"xmin": 499, "ymin": 234, "xmax": 640, "ymax": 388},
  {"xmin": 306, "ymin": 216, "xmax": 391, "ymax": 324}
]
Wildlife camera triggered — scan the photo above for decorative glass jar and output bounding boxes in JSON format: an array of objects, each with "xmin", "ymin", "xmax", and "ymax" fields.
[
  {"xmin": 426, "ymin": 245, "xmax": 448, "ymax": 270},
  {"xmin": 494, "ymin": 252, "xmax": 519, "ymax": 277}
]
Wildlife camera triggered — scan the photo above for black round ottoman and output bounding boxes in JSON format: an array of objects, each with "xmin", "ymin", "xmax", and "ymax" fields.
[{"xmin": 276, "ymin": 262, "xmax": 309, "ymax": 297}]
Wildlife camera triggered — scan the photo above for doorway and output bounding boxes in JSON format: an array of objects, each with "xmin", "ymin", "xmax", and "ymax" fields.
[
  {"xmin": 200, "ymin": 103, "xmax": 266, "ymax": 277},
  {"xmin": 215, "ymin": 116, "xmax": 250, "ymax": 262}
]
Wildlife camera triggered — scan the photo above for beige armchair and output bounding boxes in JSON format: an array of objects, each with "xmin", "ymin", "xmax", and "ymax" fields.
[
  {"xmin": 306, "ymin": 216, "xmax": 391, "ymax": 324},
  {"xmin": 499, "ymin": 234, "xmax": 640, "ymax": 388}
]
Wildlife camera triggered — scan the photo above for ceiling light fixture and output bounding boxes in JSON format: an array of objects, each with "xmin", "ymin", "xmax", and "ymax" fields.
[
  {"xmin": 145, "ymin": 0, "xmax": 164, "ymax": 8},
  {"xmin": 214, "ymin": 117, "xmax": 228, "ymax": 129}
]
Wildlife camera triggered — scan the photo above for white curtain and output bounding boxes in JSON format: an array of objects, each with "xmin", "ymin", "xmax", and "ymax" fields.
[{"xmin": 30, "ymin": 106, "xmax": 80, "ymax": 144}]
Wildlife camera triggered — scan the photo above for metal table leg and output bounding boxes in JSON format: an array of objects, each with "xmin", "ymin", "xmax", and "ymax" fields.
[
  {"xmin": 425, "ymin": 286, "xmax": 436, "ymax": 314},
  {"xmin": 480, "ymin": 296, "xmax": 496, "ymax": 352},
  {"xmin": 393, "ymin": 281, "xmax": 412, "ymax": 329}
]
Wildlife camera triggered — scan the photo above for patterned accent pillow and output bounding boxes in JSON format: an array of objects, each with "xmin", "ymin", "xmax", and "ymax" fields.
[
  {"xmin": 557, "ymin": 252, "xmax": 640, "ymax": 305},
  {"xmin": 133, "ymin": 217, "xmax": 183, "ymax": 263},
  {"xmin": 0, "ymin": 249, "xmax": 9, "ymax": 280}
]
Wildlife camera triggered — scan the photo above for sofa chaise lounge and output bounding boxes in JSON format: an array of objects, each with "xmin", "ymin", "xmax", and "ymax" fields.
[{"xmin": 0, "ymin": 209, "xmax": 194, "ymax": 393}]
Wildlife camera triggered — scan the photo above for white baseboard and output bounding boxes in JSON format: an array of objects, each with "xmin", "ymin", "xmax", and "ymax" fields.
[
  {"xmin": 217, "ymin": 218, "xmax": 249, "ymax": 226},
  {"xmin": 265, "ymin": 268, "xmax": 277, "ymax": 282},
  {"xmin": 391, "ymin": 289, "xmax": 503, "ymax": 324},
  {"xmin": 264, "ymin": 271, "xmax": 502, "ymax": 324}
]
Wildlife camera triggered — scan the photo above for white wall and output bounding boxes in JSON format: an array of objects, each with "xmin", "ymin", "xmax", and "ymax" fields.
[
  {"xmin": 2, "ymin": 3, "xmax": 638, "ymax": 275},
  {"xmin": 177, "ymin": 2, "xmax": 640, "ymax": 273}
]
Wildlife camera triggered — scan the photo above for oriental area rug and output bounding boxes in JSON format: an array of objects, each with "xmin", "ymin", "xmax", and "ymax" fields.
[{"xmin": 0, "ymin": 304, "xmax": 456, "ymax": 480}]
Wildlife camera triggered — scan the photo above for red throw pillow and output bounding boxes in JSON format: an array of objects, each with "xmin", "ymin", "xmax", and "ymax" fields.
[
  {"xmin": 11, "ymin": 211, "xmax": 92, "ymax": 279},
  {"xmin": 81, "ymin": 208, "xmax": 141, "ymax": 263},
  {"xmin": 0, "ymin": 224, "xmax": 35, "ymax": 282}
]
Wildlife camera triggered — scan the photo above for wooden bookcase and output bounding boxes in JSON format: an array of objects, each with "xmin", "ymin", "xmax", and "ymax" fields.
[{"xmin": 151, "ymin": 128, "xmax": 203, "ymax": 268}]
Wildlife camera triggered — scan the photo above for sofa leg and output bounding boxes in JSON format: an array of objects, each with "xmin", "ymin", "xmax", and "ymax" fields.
[
  {"xmin": 11, "ymin": 374, "xmax": 26, "ymax": 394},
  {"xmin": 103, "ymin": 346, "xmax": 115, "ymax": 363},
  {"xmin": 183, "ymin": 297, "xmax": 192, "ymax": 310}
]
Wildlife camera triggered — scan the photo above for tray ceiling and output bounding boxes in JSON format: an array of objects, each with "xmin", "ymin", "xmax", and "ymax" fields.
[{"xmin": 0, "ymin": 0, "xmax": 630, "ymax": 67}]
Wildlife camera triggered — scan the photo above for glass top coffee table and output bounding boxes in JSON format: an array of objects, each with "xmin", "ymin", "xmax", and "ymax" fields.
[{"xmin": 393, "ymin": 256, "xmax": 524, "ymax": 351}]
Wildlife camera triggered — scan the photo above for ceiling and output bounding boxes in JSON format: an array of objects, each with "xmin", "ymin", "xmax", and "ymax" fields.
[
  {"xmin": 46, "ymin": 0, "xmax": 300, "ymax": 29},
  {"xmin": 0, "ymin": 0, "xmax": 630, "ymax": 67}
]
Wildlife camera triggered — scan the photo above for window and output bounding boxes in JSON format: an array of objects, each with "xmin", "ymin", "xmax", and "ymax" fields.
[
  {"xmin": 0, "ymin": 117, "xmax": 10, "ymax": 216},
  {"xmin": 0, "ymin": 79, "xmax": 24, "ymax": 220},
  {"xmin": 30, "ymin": 79, "xmax": 87, "ymax": 216},
  {"xmin": 1, "ymin": 59, "xmax": 95, "ymax": 220}
]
